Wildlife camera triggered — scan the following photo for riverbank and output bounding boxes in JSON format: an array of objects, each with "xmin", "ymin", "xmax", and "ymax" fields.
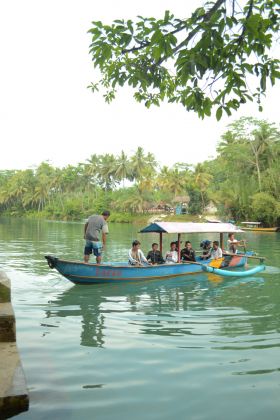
[{"xmin": 0, "ymin": 211, "xmax": 209, "ymax": 225}]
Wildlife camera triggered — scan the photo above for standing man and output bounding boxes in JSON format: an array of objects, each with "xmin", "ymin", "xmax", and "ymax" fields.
[{"xmin": 84, "ymin": 210, "xmax": 110, "ymax": 264}]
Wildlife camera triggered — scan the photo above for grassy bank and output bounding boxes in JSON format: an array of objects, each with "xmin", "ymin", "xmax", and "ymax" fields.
[{"xmin": 0, "ymin": 210, "xmax": 211, "ymax": 225}]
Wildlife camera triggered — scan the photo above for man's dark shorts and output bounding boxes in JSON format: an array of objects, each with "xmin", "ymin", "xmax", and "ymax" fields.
[{"xmin": 84, "ymin": 240, "xmax": 103, "ymax": 257}]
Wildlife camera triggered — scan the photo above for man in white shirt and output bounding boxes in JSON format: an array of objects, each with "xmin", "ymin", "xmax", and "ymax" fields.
[
  {"xmin": 128, "ymin": 240, "xmax": 150, "ymax": 266},
  {"xmin": 227, "ymin": 233, "xmax": 246, "ymax": 254},
  {"xmin": 210, "ymin": 241, "xmax": 223, "ymax": 260},
  {"xmin": 165, "ymin": 241, "xmax": 178, "ymax": 264}
]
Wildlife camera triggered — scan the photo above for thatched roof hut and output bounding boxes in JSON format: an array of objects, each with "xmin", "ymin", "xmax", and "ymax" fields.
[{"xmin": 172, "ymin": 195, "xmax": 190, "ymax": 204}]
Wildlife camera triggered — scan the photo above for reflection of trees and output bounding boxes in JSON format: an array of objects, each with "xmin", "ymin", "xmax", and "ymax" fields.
[{"xmin": 211, "ymin": 276, "xmax": 280, "ymax": 339}]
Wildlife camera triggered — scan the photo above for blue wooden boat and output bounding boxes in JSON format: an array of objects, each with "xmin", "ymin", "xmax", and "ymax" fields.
[{"xmin": 45, "ymin": 222, "xmax": 265, "ymax": 284}]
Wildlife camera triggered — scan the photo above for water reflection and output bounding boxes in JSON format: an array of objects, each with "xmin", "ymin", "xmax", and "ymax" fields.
[
  {"xmin": 44, "ymin": 273, "xmax": 279, "ymax": 349},
  {"xmin": 45, "ymin": 277, "xmax": 208, "ymax": 347}
]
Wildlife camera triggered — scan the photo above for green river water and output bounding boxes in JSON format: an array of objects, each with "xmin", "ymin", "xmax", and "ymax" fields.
[{"xmin": 0, "ymin": 217, "xmax": 280, "ymax": 420}]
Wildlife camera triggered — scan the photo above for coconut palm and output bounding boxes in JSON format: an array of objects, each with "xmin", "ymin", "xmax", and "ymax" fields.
[
  {"xmin": 131, "ymin": 147, "xmax": 157, "ymax": 181},
  {"xmin": 115, "ymin": 151, "xmax": 132, "ymax": 188},
  {"xmin": 157, "ymin": 167, "xmax": 188, "ymax": 198},
  {"xmin": 84, "ymin": 154, "xmax": 101, "ymax": 184},
  {"xmin": 98, "ymin": 154, "xmax": 118, "ymax": 191},
  {"xmin": 193, "ymin": 163, "xmax": 213, "ymax": 212}
]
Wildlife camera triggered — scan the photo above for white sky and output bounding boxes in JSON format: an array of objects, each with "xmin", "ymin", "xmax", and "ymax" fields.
[{"xmin": 0, "ymin": 0, "xmax": 279, "ymax": 170}]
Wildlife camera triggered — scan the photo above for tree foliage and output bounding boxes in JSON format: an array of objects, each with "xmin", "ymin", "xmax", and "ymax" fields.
[
  {"xmin": 88, "ymin": 0, "xmax": 280, "ymax": 119},
  {"xmin": 0, "ymin": 117, "xmax": 279, "ymax": 223},
  {"xmin": 208, "ymin": 116, "xmax": 280, "ymax": 221},
  {"xmin": 251, "ymin": 192, "xmax": 280, "ymax": 224}
]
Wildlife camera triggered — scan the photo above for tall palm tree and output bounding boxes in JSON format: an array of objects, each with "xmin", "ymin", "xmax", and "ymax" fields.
[
  {"xmin": 157, "ymin": 167, "xmax": 188, "ymax": 197},
  {"xmin": 130, "ymin": 147, "xmax": 146, "ymax": 180},
  {"xmin": 131, "ymin": 148, "xmax": 158, "ymax": 181},
  {"xmin": 193, "ymin": 163, "xmax": 213, "ymax": 211},
  {"xmin": 250, "ymin": 120, "xmax": 280, "ymax": 192},
  {"xmin": 85, "ymin": 154, "xmax": 101, "ymax": 185},
  {"xmin": 168, "ymin": 169, "xmax": 187, "ymax": 197},
  {"xmin": 156, "ymin": 166, "xmax": 171, "ymax": 190},
  {"xmin": 115, "ymin": 151, "xmax": 132, "ymax": 188},
  {"xmin": 99, "ymin": 154, "xmax": 118, "ymax": 191},
  {"xmin": 33, "ymin": 175, "xmax": 52, "ymax": 212},
  {"xmin": 218, "ymin": 117, "xmax": 280, "ymax": 193}
]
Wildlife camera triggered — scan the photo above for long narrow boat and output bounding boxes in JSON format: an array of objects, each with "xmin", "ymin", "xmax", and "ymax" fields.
[
  {"xmin": 240, "ymin": 222, "xmax": 279, "ymax": 232},
  {"xmin": 45, "ymin": 222, "xmax": 265, "ymax": 284}
]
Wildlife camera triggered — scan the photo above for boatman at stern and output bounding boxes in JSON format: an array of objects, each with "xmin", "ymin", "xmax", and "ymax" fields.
[{"xmin": 84, "ymin": 210, "xmax": 110, "ymax": 264}]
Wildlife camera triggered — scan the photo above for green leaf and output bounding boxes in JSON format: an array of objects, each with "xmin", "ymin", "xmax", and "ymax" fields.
[
  {"xmin": 260, "ymin": 75, "xmax": 266, "ymax": 91},
  {"xmin": 216, "ymin": 107, "xmax": 223, "ymax": 121},
  {"xmin": 150, "ymin": 29, "xmax": 163, "ymax": 45},
  {"xmin": 152, "ymin": 47, "xmax": 161, "ymax": 61},
  {"xmin": 164, "ymin": 10, "xmax": 170, "ymax": 23},
  {"xmin": 223, "ymin": 106, "xmax": 231, "ymax": 116}
]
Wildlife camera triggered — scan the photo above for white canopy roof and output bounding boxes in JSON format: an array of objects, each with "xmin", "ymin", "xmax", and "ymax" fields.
[
  {"xmin": 140, "ymin": 222, "xmax": 244, "ymax": 234},
  {"xmin": 241, "ymin": 221, "xmax": 261, "ymax": 225}
]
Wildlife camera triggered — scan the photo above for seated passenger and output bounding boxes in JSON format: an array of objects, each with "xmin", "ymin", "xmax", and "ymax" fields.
[
  {"xmin": 227, "ymin": 233, "xmax": 246, "ymax": 254},
  {"xmin": 210, "ymin": 241, "xmax": 223, "ymax": 260},
  {"xmin": 128, "ymin": 240, "xmax": 150, "ymax": 266},
  {"xmin": 146, "ymin": 243, "xmax": 165, "ymax": 264},
  {"xmin": 199, "ymin": 239, "xmax": 212, "ymax": 260},
  {"xmin": 181, "ymin": 241, "xmax": 196, "ymax": 262},
  {"xmin": 165, "ymin": 241, "xmax": 178, "ymax": 264}
]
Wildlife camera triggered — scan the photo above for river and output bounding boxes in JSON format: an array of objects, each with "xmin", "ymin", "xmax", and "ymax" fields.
[{"xmin": 0, "ymin": 217, "xmax": 280, "ymax": 420}]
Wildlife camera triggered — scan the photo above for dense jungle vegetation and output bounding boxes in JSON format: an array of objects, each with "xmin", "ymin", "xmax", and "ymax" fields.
[{"xmin": 0, "ymin": 117, "xmax": 279, "ymax": 225}]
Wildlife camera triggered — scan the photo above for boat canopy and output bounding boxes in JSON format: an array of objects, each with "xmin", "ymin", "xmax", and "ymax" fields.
[
  {"xmin": 241, "ymin": 221, "xmax": 261, "ymax": 225},
  {"xmin": 140, "ymin": 222, "xmax": 243, "ymax": 234}
]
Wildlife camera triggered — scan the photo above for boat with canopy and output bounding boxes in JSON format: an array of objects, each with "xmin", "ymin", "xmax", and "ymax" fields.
[
  {"xmin": 240, "ymin": 222, "xmax": 279, "ymax": 232},
  {"xmin": 45, "ymin": 222, "xmax": 265, "ymax": 285}
]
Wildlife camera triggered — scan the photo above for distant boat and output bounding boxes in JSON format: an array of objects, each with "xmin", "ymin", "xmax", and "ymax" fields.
[
  {"xmin": 45, "ymin": 222, "xmax": 265, "ymax": 284},
  {"xmin": 205, "ymin": 218, "xmax": 222, "ymax": 223},
  {"xmin": 241, "ymin": 222, "xmax": 279, "ymax": 232}
]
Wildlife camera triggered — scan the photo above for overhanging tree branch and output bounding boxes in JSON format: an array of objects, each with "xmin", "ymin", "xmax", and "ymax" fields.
[{"xmin": 88, "ymin": 0, "xmax": 280, "ymax": 119}]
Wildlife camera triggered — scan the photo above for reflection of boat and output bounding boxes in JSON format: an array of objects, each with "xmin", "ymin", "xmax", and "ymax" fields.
[
  {"xmin": 43, "ymin": 278, "xmax": 210, "ymax": 347},
  {"xmin": 240, "ymin": 222, "xmax": 279, "ymax": 232},
  {"xmin": 45, "ymin": 223, "xmax": 265, "ymax": 284},
  {"xmin": 44, "ymin": 273, "xmax": 266, "ymax": 348}
]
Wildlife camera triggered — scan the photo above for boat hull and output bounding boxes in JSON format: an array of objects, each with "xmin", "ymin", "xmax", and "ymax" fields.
[{"xmin": 45, "ymin": 254, "xmax": 248, "ymax": 285}]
